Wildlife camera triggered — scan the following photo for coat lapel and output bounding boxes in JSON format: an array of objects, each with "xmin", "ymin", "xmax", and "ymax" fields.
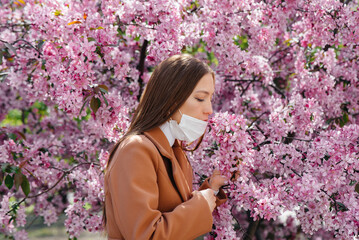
[
  {"xmin": 172, "ymin": 141, "xmax": 193, "ymax": 190},
  {"xmin": 144, "ymin": 127, "xmax": 191, "ymax": 202}
]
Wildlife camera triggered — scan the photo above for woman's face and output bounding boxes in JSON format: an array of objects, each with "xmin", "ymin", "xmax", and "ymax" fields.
[{"xmin": 172, "ymin": 73, "xmax": 214, "ymax": 123}]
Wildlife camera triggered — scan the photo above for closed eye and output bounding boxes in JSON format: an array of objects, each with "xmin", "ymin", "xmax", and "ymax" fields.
[{"xmin": 195, "ymin": 98, "xmax": 204, "ymax": 102}]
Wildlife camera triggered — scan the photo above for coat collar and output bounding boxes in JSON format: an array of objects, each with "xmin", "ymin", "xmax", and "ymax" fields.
[
  {"xmin": 144, "ymin": 127, "xmax": 190, "ymax": 202},
  {"xmin": 143, "ymin": 127, "xmax": 176, "ymax": 159}
]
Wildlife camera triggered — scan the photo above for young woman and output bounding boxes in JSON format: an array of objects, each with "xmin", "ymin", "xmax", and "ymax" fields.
[{"xmin": 104, "ymin": 54, "xmax": 227, "ymax": 240}]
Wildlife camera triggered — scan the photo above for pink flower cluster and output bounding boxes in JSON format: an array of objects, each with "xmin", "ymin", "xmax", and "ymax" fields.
[{"xmin": 1, "ymin": 0, "xmax": 359, "ymax": 239}]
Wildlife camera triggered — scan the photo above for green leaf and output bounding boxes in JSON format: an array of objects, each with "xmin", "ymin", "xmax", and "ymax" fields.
[
  {"xmin": 79, "ymin": 94, "xmax": 92, "ymax": 116},
  {"xmin": 83, "ymin": 202, "xmax": 92, "ymax": 210},
  {"xmin": 343, "ymin": 112, "xmax": 349, "ymax": 124},
  {"xmin": 323, "ymin": 154, "xmax": 330, "ymax": 161},
  {"xmin": 336, "ymin": 202, "xmax": 349, "ymax": 212},
  {"xmin": 76, "ymin": 151, "xmax": 84, "ymax": 158},
  {"xmin": 4, "ymin": 164, "xmax": 18, "ymax": 173},
  {"xmin": 233, "ymin": 35, "xmax": 248, "ymax": 50},
  {"xmin": 14, "ymin": 172, "xmax": 24, "ymax": 190},
  {"xmin": 41, "ymin": 59, "xmax": 46, "ymax": 70},
  {"xmin": 4, "ymin": 42, "xmax": 16, "ymax": 55},
  {"xmin": 98, "ymin": 84, "xmax": 108, "ymax": 93},
  {"xmin": 38, "ymin": 147, "xmax": 49, "ymax": 153},
  {"xmin": 0, "ymin": 171, "xmax": 3, "ymax": 185},
  {"xmin": 79, "ymin": 101, "xmax": 87, "ymax": 116},
  {"xmin": 0, "ymin": 72, "xmax": 9, "ymax": 82},
  {"xmin": 95, "ymin": 46, "xmax": 103, "ymax": 58},
  {"xmin": 339, "ymin": 119, "xmax": 345, "ymax": 127},
  {"xmin": 100, "ymin": 91, "xmax": 109, "ymax": 107},
  {"xmin": 310, "ymin": 113, "xmax": 314, "ymax": 121},
  {"xmin": 1, "ymin": 163, "xmax": 10, "ymax": 172},
  {"xmin": 54, "ymin": 10, "xmax": 63, "ymax": 16},
  {"xmin": 37, "ymin": 40, "xmax": 45, "ymax": 50},
  {"xmin": 349, "ymin": 180, "xmax": 357, "ymax": 186},
  {"xmin": 21, "ymin": 175, "xmax": 30, "ymax": 196},
  {"xmin": 90, "ymin": 97, "xmax": 101, "ymax": 114},
  {"xmin": 90, "ymin": 27, "xmax": 104, "ymax": 30},
  {"xmin": 5, "ymin": 174, "xmax": 14, "ymax": 190},
  {"xmin": 355, "ymin": 183, "xmax": 359, "ymax": 194}
]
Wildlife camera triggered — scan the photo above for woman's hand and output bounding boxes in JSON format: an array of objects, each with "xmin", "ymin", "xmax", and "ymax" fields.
[
  {"xmin": 197, "ymin": 189, "xmax": 216, "ymax": 212},
  {"xmin": 209, "ymin": 169, "xmax": 227, "ymax": 191}
]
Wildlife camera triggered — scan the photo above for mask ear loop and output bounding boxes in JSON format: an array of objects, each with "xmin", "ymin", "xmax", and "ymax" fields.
[
  {"xmin": 178, "ymin": 109, "xmax": 184, "ymax": 124},
  {"xmin": 169, "ymin": 109, "xmax": 182, "ymax": 121}
]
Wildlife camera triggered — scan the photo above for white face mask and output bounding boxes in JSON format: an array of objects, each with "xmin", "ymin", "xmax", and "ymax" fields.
[{"xmin": 168, "ymin": 110, "xmax": 208, "ymax": 142}]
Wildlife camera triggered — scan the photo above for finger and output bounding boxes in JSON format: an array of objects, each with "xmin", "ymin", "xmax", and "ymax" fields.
[
  {"xmin": 219, "ymin": 176, "xmax": 228, "ymax": 185},
  {"xmin": 212, "ymin": 169, "xmax": 221, "ymax": 175},
  {"xmin": 212, "ymin": 169, "xmax": 220, "ymax": 175}
]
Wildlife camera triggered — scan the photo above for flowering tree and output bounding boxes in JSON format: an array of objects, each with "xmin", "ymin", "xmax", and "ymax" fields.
[{"xmin": 1, "ymin": 0, "xmax": 359, "ymax": 239}]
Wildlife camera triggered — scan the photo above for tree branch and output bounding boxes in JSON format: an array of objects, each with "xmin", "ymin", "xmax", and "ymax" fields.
[
  {"xmin": 243, "ymin": 211, "xmax": 260, "ymax": 240},
  {"xmin": 5, "ymin": 162, "xmax": 94, "ymax": 216},
  {"xmin": 247, "ymin": 111, "xmax": 270, "ymax": 129},
  {"xmin": 269, "ymin": 84, "xmax": 286, "ymax": 99},
  {"xmin": 137, "ymin": 39, "xmax": 148, "ymax": 101}
]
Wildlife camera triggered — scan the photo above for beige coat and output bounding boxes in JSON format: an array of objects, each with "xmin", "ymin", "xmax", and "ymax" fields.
[{"xmin": 104, "ymin": 127, "xmax": 227, "ymax": 240}]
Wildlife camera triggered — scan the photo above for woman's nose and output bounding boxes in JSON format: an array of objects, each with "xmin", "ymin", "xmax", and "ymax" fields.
[{"xmin": 205, "ymin": 100, "xmax": 213, "ymax": 115}]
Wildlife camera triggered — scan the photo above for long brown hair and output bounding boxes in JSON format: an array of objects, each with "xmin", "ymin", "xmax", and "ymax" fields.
[{"xmin": 103, "ymin": 54, "xmax": 214, "ymax": 227}]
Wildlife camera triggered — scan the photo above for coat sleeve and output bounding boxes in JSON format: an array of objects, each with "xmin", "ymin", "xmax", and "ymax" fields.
[
  {"xmin": 198, "ymin": 178, "xmax": 228, "ymax": 207},
  {"xmin": 107, "ymin": 137, "xmax": 213, "ymax": 240}
]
